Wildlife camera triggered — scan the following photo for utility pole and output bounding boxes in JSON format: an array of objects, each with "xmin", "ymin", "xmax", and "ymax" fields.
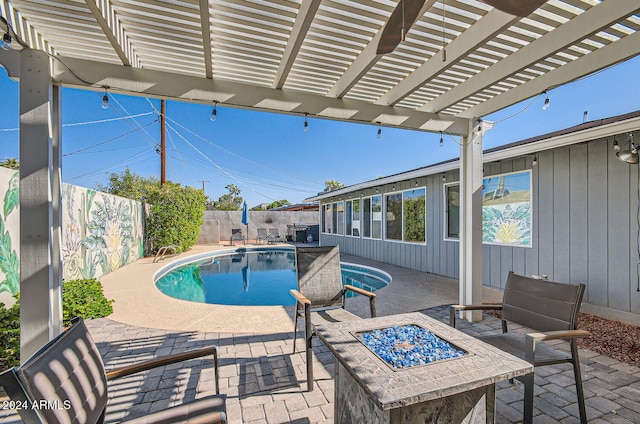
[
  {"xmin": 198, "ymin": 180, "xmax": 209, "ymax": 192},
  {"xmin": 160, "ymin": 99, "xmax": 166, "ymax": 185}
]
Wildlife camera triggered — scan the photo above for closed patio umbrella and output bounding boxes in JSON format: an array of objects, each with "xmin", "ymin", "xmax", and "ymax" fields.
[{"xmin": 241, "ymin": 201, "xmax": 249, "ymax": 243}]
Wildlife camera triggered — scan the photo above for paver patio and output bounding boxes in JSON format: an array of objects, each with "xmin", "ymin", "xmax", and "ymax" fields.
[{"xmin": 2, "ymin": 247, "xmax": 639, "ymax": 423}]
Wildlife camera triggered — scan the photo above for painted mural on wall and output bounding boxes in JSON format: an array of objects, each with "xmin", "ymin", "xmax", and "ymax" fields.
[
  {"xmin": 0, "ymin": 169, "xmax": 19, "ymax": 296},
  {"xmin": 61, "ymin": 183, "xmax": 145, "ymax": 281},
  {"xmin": 0, "ymin": 166, "xmax": 145, "ymax": 295},
  {"xmin": 482, "ymin": 170, "xmax": 532, "ymax": 247}
]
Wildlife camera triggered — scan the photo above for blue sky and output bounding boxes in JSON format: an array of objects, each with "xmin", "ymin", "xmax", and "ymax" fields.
[{"xmin": 1, "ymin": 55, "xmax": 639, "ymax": 208}]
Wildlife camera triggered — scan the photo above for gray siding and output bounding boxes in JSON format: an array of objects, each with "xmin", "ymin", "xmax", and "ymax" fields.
[{"xmin": 320, "ymin": 135, "xmax": 640, "ymax": 317}]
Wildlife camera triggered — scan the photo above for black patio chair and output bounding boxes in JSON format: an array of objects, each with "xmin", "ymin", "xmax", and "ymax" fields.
[
  {"xmin": 290, "ymin": 245, "xmax": 376, "ymax": 391},
  {"xmin": 450, "ymin": 271, "xmax": 589, "ymax": 424},
  {"xmin": 230, "ymin": 228, "xmax": 245, "ymax": 245},
  {"xmin": 0, "ymin": 317, "xmax": 226, "ymax": 423},
  {"xmin": 256, "ymin": 228, "xmax": 269, "ymax": 244}
]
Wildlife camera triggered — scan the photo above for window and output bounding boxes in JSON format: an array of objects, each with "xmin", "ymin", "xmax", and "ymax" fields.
[
  {"xmin": 403, "ymin": 188, "xmax": 426, "ymax": 243},
  {"xmin": 362, "ymin": 195, "xmax": 382, "ymax": 239},
  {"xmin": 346, "ymin": 201, "xmax": 353, "ymax": 236},
  {"xmin": 336, "ymin": 201, "xmax": 345, "ymax": 235},
  {"xmin": 385, "ymin": 192, "xmax": 402, "ymax": 241},
  {"xmin": 363, "ymin": 198, "xmax": 371, "ymax": 237},
  {"xmin": 371, "ymin": 195, "xmax": 382, "ymax": 239},
  {"xmin": 352, "ymin": 199, "xmax": 360, "ymax": 236},
  {"xmin": 445, "ymin": 184, "xmax": 459, "ymax": 240},
  {"xmin": 323, "ymin": 203, "xmax": 333, "ymax": 233}
]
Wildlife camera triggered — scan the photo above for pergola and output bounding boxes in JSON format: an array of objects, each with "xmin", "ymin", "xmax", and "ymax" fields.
[{"xmin": 0, "ymin": 0, "xmax": 638, "ymax": 360}]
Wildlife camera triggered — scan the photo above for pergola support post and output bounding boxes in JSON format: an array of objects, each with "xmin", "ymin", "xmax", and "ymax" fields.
[
  {"xmin": 459, "ymin": 119, "xmax": 492, "ymax": 322},
  {"xmin": 18, "ymin": 49, "xmax": 63, "ymax": 361}
]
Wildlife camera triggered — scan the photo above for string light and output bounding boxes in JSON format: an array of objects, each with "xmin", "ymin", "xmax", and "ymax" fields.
[
  {"xmin": 542, "ymin": 91, "xmax": 550, "ymax": 110},
  {"xmin": 376, "ymin": 121, "xmax": 382, "ymax": 139},
  {"xmin": 532, "ymin": 155, "xmax": 538, "ymax": 166},
  {"xmin": 101, "ymin": 86, "xmax": 110, "ymax": 110},
  {"xmin": 211, "ymin": 101, "xmax": 218, "ymax": 122},
  {"xmin": 613, "ymin": 136, "xmax": 620, "ymax": 151},
  {"xmin": 1, "ymin": 32, "xmax": 11, "ymax": 50},
  {"xmin": 303, "ymin": 112, "xmax": 309, "ymax": 133},
  {"xmin": 439, "ymin": 131, "xmax": 444, "ymax": 147}
]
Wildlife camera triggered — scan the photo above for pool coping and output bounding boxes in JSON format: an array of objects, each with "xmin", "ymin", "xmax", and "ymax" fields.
[
  {"xmin": 99, "ymin": 244, "xmax": 300, "ymax": 334},
  {"xmin": 153, "ymin": 246, "xmax": 393, "ymax": 307}
]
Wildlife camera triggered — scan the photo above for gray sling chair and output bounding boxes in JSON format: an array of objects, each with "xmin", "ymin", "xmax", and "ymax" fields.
[
  {"xmin": 449, "ymin": 271, "xmax": 589, "ymax": 424},
  {"xmin": 0, "ymin": 317, "xmax": 227, "ymax": 424},
  {"xmin": 290, "ymin": 246, "xmax": 377, "ymax": 391}
]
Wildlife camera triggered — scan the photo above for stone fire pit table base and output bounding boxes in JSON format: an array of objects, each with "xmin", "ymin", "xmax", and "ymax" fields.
[
  {"xmin": 336, "ymin": 361, "xmax": 494, "ymax": 423},
  {"xmin": 315, "ymin": 312, "xmax": 533, "ymax": 424}
]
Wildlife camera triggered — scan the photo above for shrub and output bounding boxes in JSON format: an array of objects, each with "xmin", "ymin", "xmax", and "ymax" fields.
[
  {"xmin": 146, "ymin": 183, "xmax": 206, "ymax": 253},
  {"xmin": 62, "ymin": 278, "xmax": 114, "ymax": 327},
  {"xmin": 0, "ymin": 295, "xmax": 20, "ymax": 368},
  {"xmin": 0, "ymin": 279, "xmax": 113, "ymax": 368}
]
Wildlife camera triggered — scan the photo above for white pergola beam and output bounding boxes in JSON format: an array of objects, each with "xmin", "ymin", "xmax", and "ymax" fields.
[
  {"xmin": 461, "ymin": 27, "xmax": 640, "ymax": 119},
  {"xmin": 272, "ymin": 0, "xmax": 321, "ymax": 89},
  {"xmin": 328, "ymin": 0, "xmax": 436, "ymax": 99},
  {"xmin": 420, "ymin": 0, "xmax": 640, "ymax": 114},
  {"xmin": 85, "ymin": 0, "xmax": 138, "ymax": 67},
  {"xmin": 198, "ymin": 0, "xmax": 213, "ymax": 79},
  {"xmin": 377, "ymin": 9, "xmax": 518, "ymax": 106},
  {"xmin": 51, "ymin": 54, "xmax": 471, "ymax": 135}
]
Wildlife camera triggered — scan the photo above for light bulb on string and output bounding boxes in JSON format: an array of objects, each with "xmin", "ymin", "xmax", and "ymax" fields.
[
  {"xmin": 210, "ymin": 101, "xmax": 218, "ymax": 122},
  {"xmin": 0, "ymin": 33, "xmax": 11, "ymax": 50},
  {"xmin": 303, "ymin": 113, "xmax": 309, "ymax": 133},
  {"xmin": 439, "ymin": 131, "xmax": 444, "ymax": 147},
  {"xmin": 101, "ymin": 87, "xmax": 110, "ymax": 110},
  {"xmin": 542, "ymin": 91, "xmax": 550, "ymax": 111},
  {"xmin": 376, "ymin": 122, "xmax": 382, "ymax": 139}
]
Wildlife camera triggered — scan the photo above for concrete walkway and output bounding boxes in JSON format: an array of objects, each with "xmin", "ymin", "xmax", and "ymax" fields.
[{"xmin": 2, "ymin": 245, "xmax": 639, "ymax": 423}]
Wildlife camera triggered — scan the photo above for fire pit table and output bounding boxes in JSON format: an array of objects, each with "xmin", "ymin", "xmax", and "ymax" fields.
[{"xmin": 314, "ymin": 312, "xmax": 533, "ymax": 424}]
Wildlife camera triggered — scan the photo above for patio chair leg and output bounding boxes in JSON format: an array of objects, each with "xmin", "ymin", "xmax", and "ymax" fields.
[
  {"xmin": 521, "ymin": 372, "xmax": 535, "ymax": 424},
  {"xmin": 304, "ymin": 305, "xmax": 314, "ymax": 392},
  {"xmin": 292, "ymin": 306, "xmax": 299, "ymax": 354},
  {"xmin": 571, "ymin": 341, "xmax": 588, "ymax": 424}
]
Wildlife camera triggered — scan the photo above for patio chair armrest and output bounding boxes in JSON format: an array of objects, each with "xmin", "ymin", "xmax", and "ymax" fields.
[
  {"xmin": 524, "ymin": 330, "xmax": 590, "ymax": 363},
  {"xmin": 105, "ymin": 346, "xmax": 221, "ymax": 394},
  {"xmin": 344, "ymin": 284, "xmax": 376, "ymax": 298},
  {"xmin": 343, "ymin": 285, "xmax": 377, "ymax": 317},
  {"xmin": 289, "ymin": 289, "xmax": 311, "ymax": 305},
  {"xmin": 526, "ymin": 329, "xmax": 590, "ymax": 343},
  {"xmin": 449, "ymin": 304, "xmax": 503, "ymax": 327}
]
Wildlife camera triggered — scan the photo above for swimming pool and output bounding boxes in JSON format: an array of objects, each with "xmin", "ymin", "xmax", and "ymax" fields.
[{"xmin": 154, "ymin": 247, "xmax": 391, "ymax": 306}]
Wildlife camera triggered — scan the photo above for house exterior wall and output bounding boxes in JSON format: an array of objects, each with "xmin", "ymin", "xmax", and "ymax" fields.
[{"xmin": 319, "ymin": 133, "xmax": 640, "ymax": 321}]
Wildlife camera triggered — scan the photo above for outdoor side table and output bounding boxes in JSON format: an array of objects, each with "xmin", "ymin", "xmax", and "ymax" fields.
[{"xmin": 314, "ymin": 312, "xmax": 533, "ymax": 424}]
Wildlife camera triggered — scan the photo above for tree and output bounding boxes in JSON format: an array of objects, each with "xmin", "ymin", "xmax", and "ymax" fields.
[
  {"xmin": 323, "ymin": 180, "xmax": 345, "ymax": 192},
  {"xmin": 267, "ymin": 199, "xmax": 290, "ymax": 209},
  {"xmin": 96, "ymin": 168, "xmax": 205, "ymax": 253},
  {"xmin": 213, "ymin": 184, "xmax": 243, "ymax": 210},
  {"xmin": 0, "ymin": 158, "xmax": 19, "ymax": 170},
  {"xmin": 96, "ymin": 167, "xmax": 159, "ymax": 201}
]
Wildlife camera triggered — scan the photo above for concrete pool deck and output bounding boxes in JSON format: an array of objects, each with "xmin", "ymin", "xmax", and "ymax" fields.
[{"xmin": 99, "ymin": 243, "xmax": 504, "ymax": 334}]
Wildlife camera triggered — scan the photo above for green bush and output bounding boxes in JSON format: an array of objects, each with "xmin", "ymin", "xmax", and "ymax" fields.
[
  {"xmin": 0, "ymin": 295, "xmax": 20, "ymax": 368},
  {"xmin": 0, "ymin": 279, "xmax": 114, "ymax": 367},
  {"xmin": 146, "ymin": 183, "xmax": 206, "ymax": 253},
  {"xmin": 62, "ymin": 278, "xmax": 114, "ymax": 327}
]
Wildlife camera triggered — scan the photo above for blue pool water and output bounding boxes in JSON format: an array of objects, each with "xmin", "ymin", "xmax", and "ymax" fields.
[{"xmin": 155, "ymin": 247, "xmax": 391, "ymax": 306}]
